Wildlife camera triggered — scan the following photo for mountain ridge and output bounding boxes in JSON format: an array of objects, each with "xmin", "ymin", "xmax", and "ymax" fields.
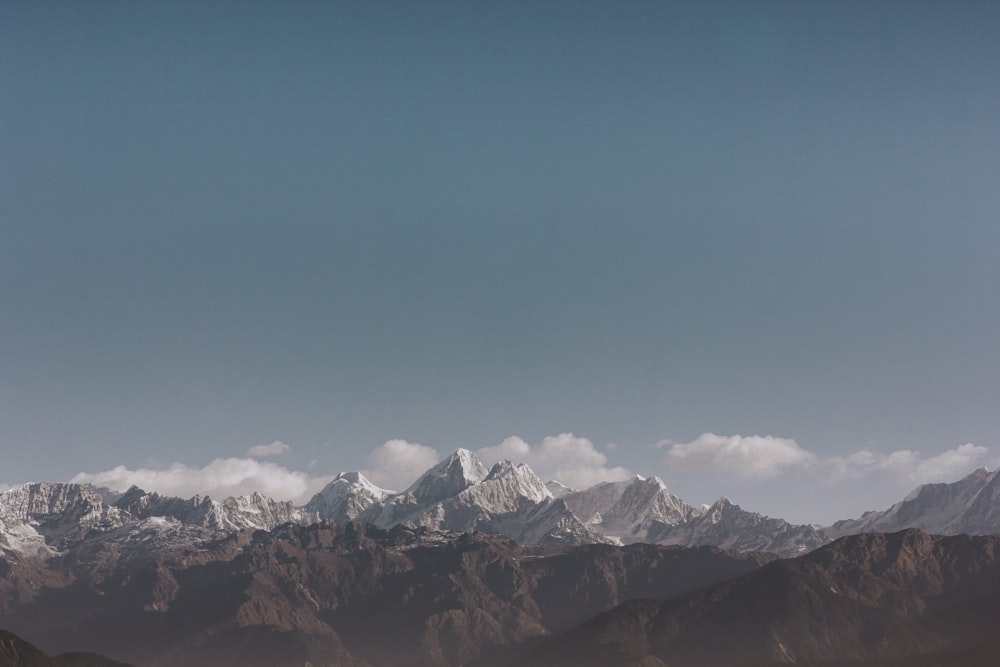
[
  {"xmin": 525, "ymin": 528, "xmax": 1000, "ymax": 667},
  {"xmin": 5, "ymin": 455, "xmax": 1000, "ymax": 564}
]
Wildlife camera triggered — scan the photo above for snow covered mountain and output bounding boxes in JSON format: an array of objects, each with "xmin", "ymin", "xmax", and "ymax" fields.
[
  {"xmin": 827, "ymin": 467, "xmax": 1000, "ymax": 538},
  {"xmin": 0, "ymin": 449, "xmax": 832, "ymax": 559},
  {"xmin": 0, "ymin": 482, "xmax": 308, "ymax": 559},
  {"xmin": 0, "ymin": 482, "xmax": 145, "ymax": 557},
  {"xmin": 303, "ymin": 471, "xmax": 389, "ymax": 522},
  {"xmin": 13, "ymin": 451, "xmax": 997, "ymax": 562},
  {"xmin": 559, "ymin": 476, "xmax": 826, "ymax": 555},
  {"xmin": 406, "ymin": 448, "xmax": 488, "ymax": 504},
  {"xmin": 114, "ymin": 485, "xmax": 315, "ymax": 532},
  {"xmin": 648, "ymin": 496, "xmax": 828, "ymax": 556},
  {"xmin": 356, "ymin": 451, "xmax": 607, "ymax": 544},
  {"xmin": 563, "ymin": 475, "xmax": 701, "ymax": 544},
  {"xmin": 301, "ymin": 450, "xmax": 825, "ymax": 554}
]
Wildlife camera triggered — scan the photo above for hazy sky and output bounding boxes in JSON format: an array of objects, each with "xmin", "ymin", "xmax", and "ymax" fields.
[{"xmin": 2, "ymin": 1, "xmax": 998, "ymax": 524}]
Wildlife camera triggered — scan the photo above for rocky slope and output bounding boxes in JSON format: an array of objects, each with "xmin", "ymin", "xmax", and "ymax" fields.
[
  {"xmin": 0, "ymin": 522, "xmax": 770, "ymax": 667},
  {"xmin": 0, "ymin": 482, "xmax": 318, "ymax": 562},
  {"xmin": 828, "ymin": 467, "xmax": 1000, "ymax": 538},
  {"xmin": 648, "ymin": 495, "xmax": 828, "ymax": 556},
  {"xmin": 526, "ymin": 529, "xmax": 1000, "ymax": 667}
]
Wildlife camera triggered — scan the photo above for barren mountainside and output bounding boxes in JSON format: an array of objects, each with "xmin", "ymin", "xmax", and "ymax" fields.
[
  {"xmin": 0, "ymin": 521, "xmax": 770, "ymax": 667},
  {"xmin": 526, "ymin": 529, "xmax": 1000, "ymax": 667}
]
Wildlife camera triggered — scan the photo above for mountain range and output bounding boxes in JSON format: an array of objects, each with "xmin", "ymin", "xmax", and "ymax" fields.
[
  {"xmin": 4, "ymin": 452, "xmax": 1000, "ymax": 666},
  {"xmin": 525, "ymin": 529, "xmax": 1000, "ymax": 667}
]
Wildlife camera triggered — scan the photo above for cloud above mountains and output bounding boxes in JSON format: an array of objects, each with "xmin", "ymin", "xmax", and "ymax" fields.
[
  {"xmin": 661, "ymin": 433, "xmax": 990, "ymax": 486},
  {"xmin": 476, "ymin": 433, "xmax": 631, "ymax": 490},
  {"xmin": 359, "ymin": 433, "xmax": 633, "ymax": 492},
  {"xmin": 826, "ymin": 442, "xmax": 989, "ymax": 483},
  {"xmin": 66, "ymin": 434, "xmax": 991, "ymax": 517},
  {"xmin": 660, "ymin": 433, "xmax": 815, "ymax": 478},
  {"xmin": 71, "ymin": 457, "xmax": 334, "ymax": 504},
  {"xmin": 362, "ymin": 439, "xmax": 440, "ymax": 491}
]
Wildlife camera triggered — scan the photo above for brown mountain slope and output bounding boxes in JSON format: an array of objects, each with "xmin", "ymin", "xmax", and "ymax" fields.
[
  {"xmin": 526, "ymin": 529, "xmax": 1000, "ymax": 667},
  {"xmin": 0, "ymin": 630, "xmax": 134, "ymax": 667},
  {"xmin": 1, "ymin": 522, "xmax": 771, "ymax": 667}
]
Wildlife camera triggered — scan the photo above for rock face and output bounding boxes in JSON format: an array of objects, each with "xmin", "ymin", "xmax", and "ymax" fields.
[
  {"xmin": 828, "ymin": 467, "xmax": 1000, "ymax": 538},
  {"xmin": 0, "ymin": 521, "xmax": 771, "ymax": 667},
  {"xmin": 563, "ymin": 477, "xmax": 826, "ymax": 556},
  {"xmin": 526, "ymin": 529, "xmax": 1000, "ymax": 667},
  {"xmin": 0, "ymin": 483, "xmax": 130, "ymax": 556},
  {"xmin": 114, "ymin": 485, "xmax": 315, "ymax": 532},
  {"xmin": 0, "ymin": 483, "xmax": 312, "ymax": 562},
  {"xmin": 648, "ymin": 496, "xmax": 829, "ymax": 556}
]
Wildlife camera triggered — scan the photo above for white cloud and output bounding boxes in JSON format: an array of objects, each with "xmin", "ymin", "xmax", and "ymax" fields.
[
  {"xmin": 661, "ymin": 433, "xmax": 816, "ymax": 478},
  {"xmin": 362, "ymin": 439, "xmax": 440, "ymax": 491},
  {"xmin": 246, "ymin": 440, "xmax": 291, "ymax": 458},
  {"xmin": 71, "ymin": 458, "xmax": 334, "ymax": 504},
  {"xmin": 824, "ymin": 450, "xmax": 881, "ymax": 479},
  {"xmin": 912, "ymin": 443, "xmax": 989, "ymax": 482},
  {"xmin": 477, "ymin": 433, "xmax": 631, "ymax": 489},
  {"xmin": 827, "ymin": 442, "xmax": 989, "ymax": 483}
]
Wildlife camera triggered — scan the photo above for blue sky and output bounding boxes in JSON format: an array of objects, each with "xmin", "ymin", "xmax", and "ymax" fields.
[{"xmin": 2, "ymin": 1, "xmax": 998, "ymax": 524}]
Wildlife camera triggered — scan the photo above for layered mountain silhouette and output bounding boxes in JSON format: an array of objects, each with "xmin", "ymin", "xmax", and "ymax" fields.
[
  {"xmin": 0, "ymin": 521, "xmax": 768, "ymax": 667},
  {"xmin": 0, "ymin": 629, "xmax": 133, "ymax": 667},
  {"xmin": 4, "ymin": 454, "xmax": 1000, "ymax": 666},
  {"xmin": 526, "ymin": 529, "xmax": 1000, "ymax": 667},
  {"xmin": 0, "ymin": 450, "xmax": 832, "ymax": 559},
  {"xmin": 827, "ymin": 467, "xmax": 1000, "ymax": 538}
]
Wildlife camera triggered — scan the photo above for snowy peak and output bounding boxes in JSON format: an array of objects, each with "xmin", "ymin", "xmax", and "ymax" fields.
[
  {"xmin": 0, "ymin": 483, "xmax": 129, "ymax": 555},
  {"xmin": 334, "ymin": 470, "xmax": 388, "ymax": 493},
  {"xmin": 114, "ymin": 485, "xmax": 209, "ymax": 521},
  {"xmin": 545, "ymin": 480, "xmax": 576, "ymax": 498},
  {"xmin": 1, "ymin": 482, "xmax": 106, "ymax": 520},
  {"xmin": 314, "ymin": 471, "xmax": 389, "ymax": 500},
  {"xmin": 405, "ymin": 448, "xmax": 488, "ymax": 504},
  {"xmin": 562, "ymin": 480, "xmax": 632, "ymax": 524},
  {"xmin": 210, "ymin": 493, "xmax": 310, "ymax": 531},
  {"xmin": 471, "ymin": 460, "xmax": 553, "ymax": 505},
  {"xmin": 561, "ymin": 475, "xmax": 698, "ymax": 544},
  {"xmin": 827, "ymin": 466, "xmax": 1000, "ymax": 538},
  {"xmin": 709, "ymin": 495, "xmax": 733, "ymax": 511},
  {"xmin": 305, "ymin": 471, "xmax": 390, "ymax": 522},
  {"xmin": 649, "ymin": 495, "xmax": 828, "ymax": 556}
]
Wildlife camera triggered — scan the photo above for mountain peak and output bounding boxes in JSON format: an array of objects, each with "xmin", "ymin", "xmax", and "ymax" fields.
[
  {"xmin": 484, "ymin": 459, "xmax": 540, "ymax": 481},
  {"xmin": 476, "ymin": 460, "xmax": 552, "ymax": 503},
  {"xmin": 711, "ymin": 496, "xmax": 733, "ymax": 510},
  {"xmin": 405, "ymin": 449, "xmax": 488, "ymax": 504},
  {"xmin": 330, "ymin": 470, "xmax": 387, "ymax": 494},
  {"xmin": 638, "ymin": 474, "xmax": 668, "ymax": 490},
  {"xmin": 545, "ymin": 480, "xmax": 576, "ymax": 498},
  {"xmin": 304, "ymin": 471, "xmax": 389, "ymax": 522}
]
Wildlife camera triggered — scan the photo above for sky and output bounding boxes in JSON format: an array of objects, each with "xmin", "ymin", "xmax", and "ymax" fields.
[{"xmin": 2, "ymin": 1, "xmax": 998, "ymax": 525}]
